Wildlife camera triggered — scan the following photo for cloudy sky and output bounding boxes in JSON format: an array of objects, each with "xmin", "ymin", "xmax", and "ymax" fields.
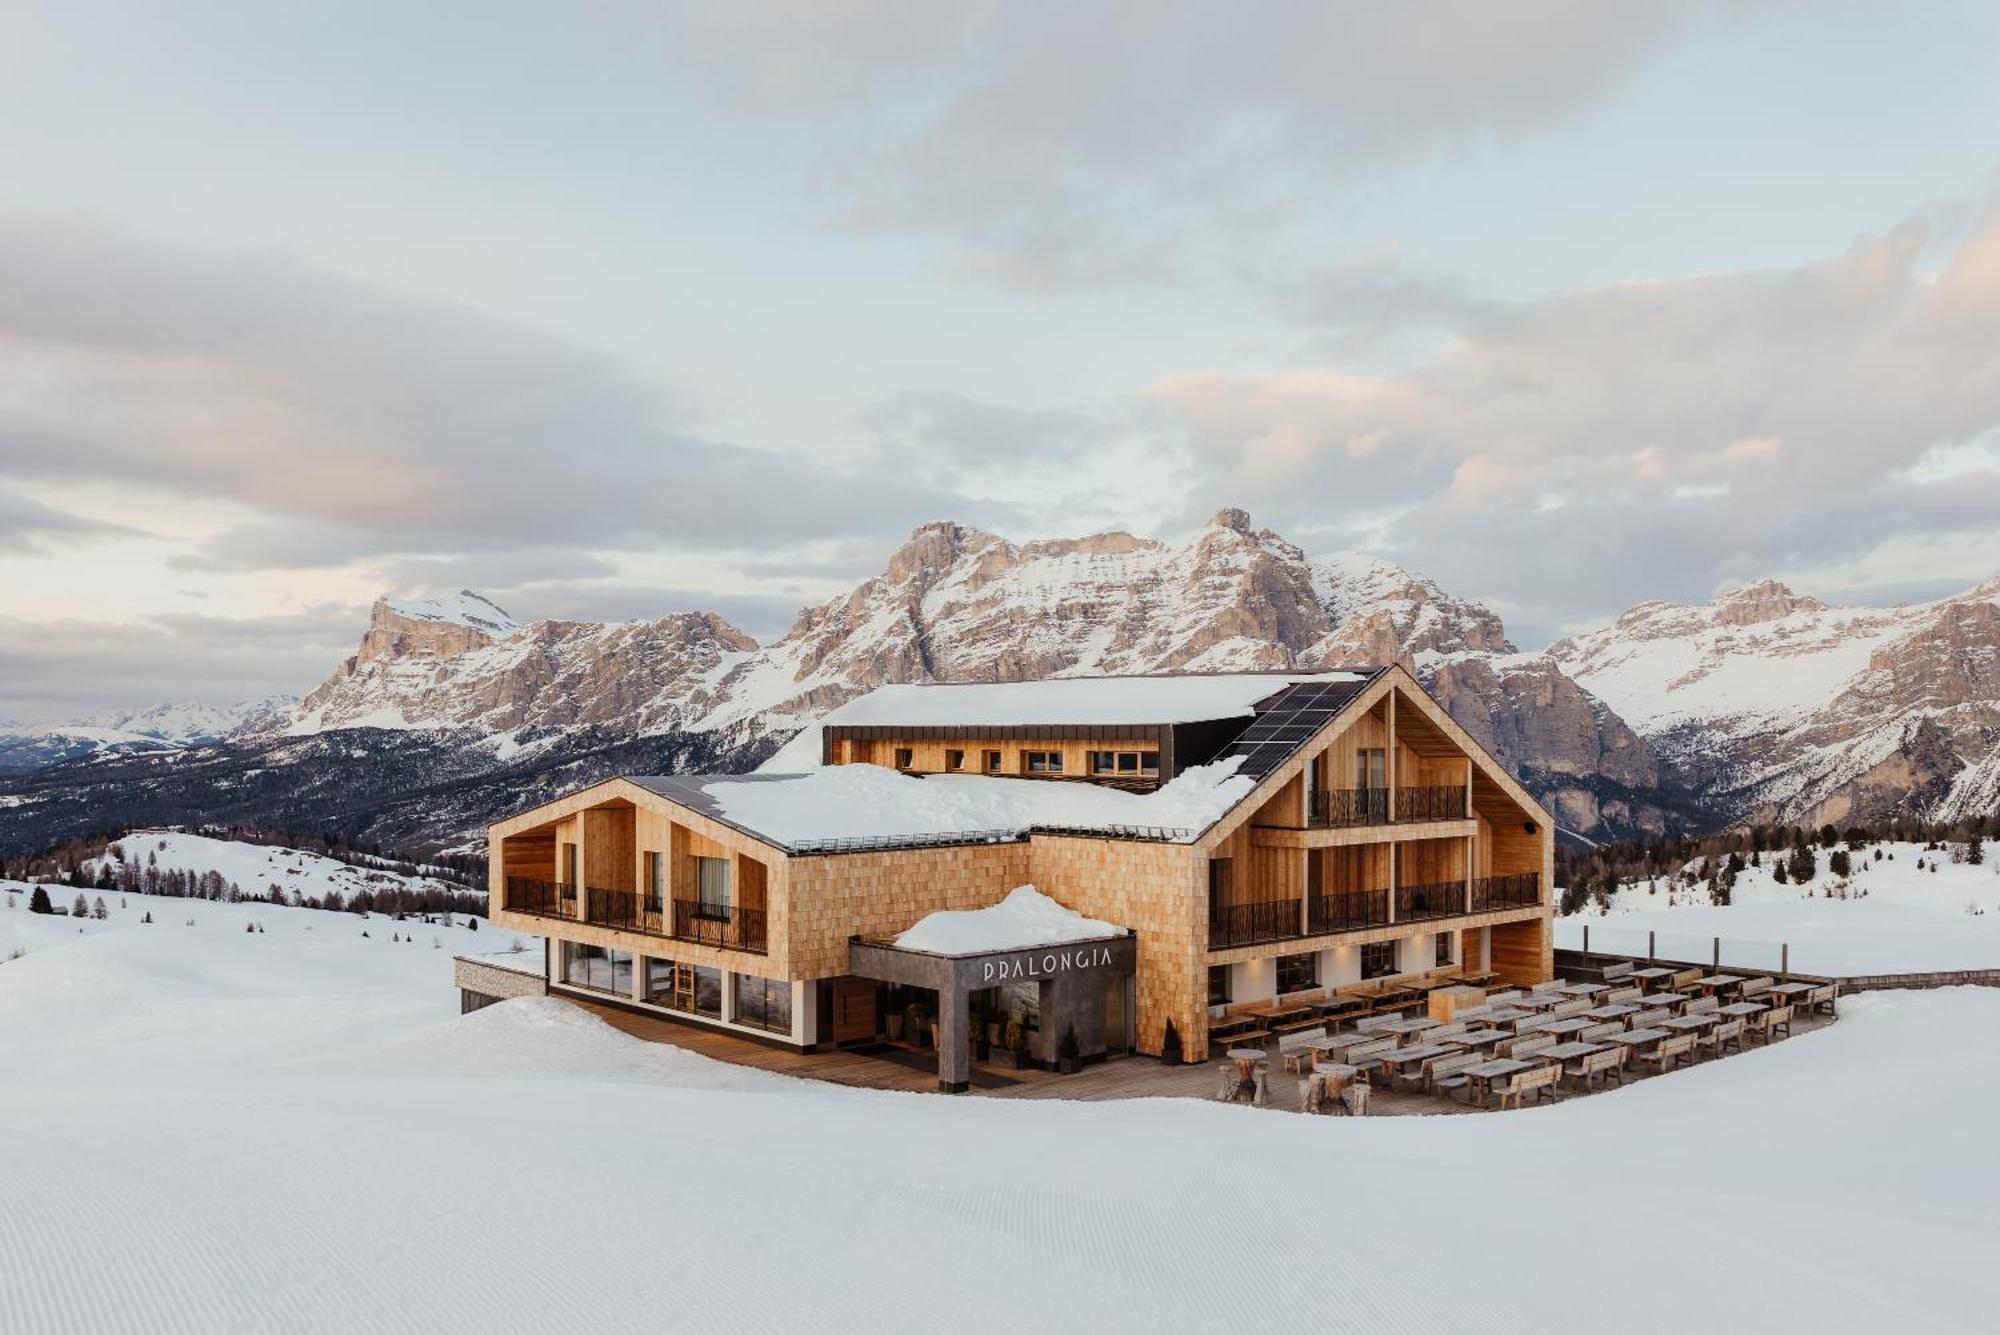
[{"xmin": 5, "ymin": 1, "xmax": 2000, "ymax": 721}]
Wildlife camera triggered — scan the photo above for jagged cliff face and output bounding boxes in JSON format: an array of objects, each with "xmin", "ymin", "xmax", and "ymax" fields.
[
  {"xmin": 291, "ymin": 597, "xmax": 758, "ymax": 738},
  {"xmin": 256, "ymin": 510, "xmax": 1671, "ymax": 839},
  {"xmin": 1550, "ymin": 576, "xmax": 2000, "ymax": 828}
]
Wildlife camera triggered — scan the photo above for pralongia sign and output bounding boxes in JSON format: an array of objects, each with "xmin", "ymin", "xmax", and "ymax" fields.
[{"xmin": 979, "ymin": 943, "xmax": 1118, "ymax": 984}]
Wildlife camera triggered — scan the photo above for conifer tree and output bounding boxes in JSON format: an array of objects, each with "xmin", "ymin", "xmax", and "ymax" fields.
[{"xmin": 29, "ymin": 886, "xmax": 53, "ymax": 914}]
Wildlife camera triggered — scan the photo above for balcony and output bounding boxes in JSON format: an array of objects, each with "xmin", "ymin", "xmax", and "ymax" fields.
[
  {"xmin": 671, "ymin": 899, "xmax": 769, "ymax": 955},
  {"xmin": 1471, "ymin": 872, "xmax": 1541, "ymax": 912},
  {"xmin": 1306, "ymin": 888, "xmax": 1392, "ymax": 934},
  {"xmin": 1394, "ymin": 881, "xmax": 1463, "ymax": 923},
  {"xmin": 1306, "ymin": 785, "xmax": 1468, "ymax": 827},
  {"xmin": 504, "ymin": 876, "xmax": 576, "ymax": 921},
  {"xmin": 503, "ymin": 878, "xmax": 767, "ymax": 955},
  {"xmin": 1208, "ymin": 899, "xmax": 1303, "ymax": 949}
]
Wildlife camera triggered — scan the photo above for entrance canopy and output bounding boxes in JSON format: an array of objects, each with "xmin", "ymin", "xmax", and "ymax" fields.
[{"xmin": 849, "ymin": 887, "xmax": 1136, "ymax": 1092}]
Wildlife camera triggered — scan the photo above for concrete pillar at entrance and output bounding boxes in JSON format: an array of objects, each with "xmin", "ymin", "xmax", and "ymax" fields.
[
  {"xmin": 1039, "ymin": 970, "xmax": 1106, "ymax": 1064},
  {"xmin": 937, "ymin": 984, "xmax": 970, "ymax": 1093}
]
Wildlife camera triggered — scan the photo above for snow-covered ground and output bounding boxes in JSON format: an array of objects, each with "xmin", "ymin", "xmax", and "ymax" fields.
[
  {"xmin": 86, "ymin": 829, "xmax": 475, "ymax": 903},
  {"xmin": 1558, "ymin": 841, "xmax": 2000, "ymax": 975},
  {"xmin": 5, "ymin": 865, "xmax": 2000, "ymax": 1332}
]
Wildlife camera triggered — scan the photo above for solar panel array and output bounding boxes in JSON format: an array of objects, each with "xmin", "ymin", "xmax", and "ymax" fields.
[{"xmin": 1213, "ymin": 676, "xmax": 1371, "ymax": 782}]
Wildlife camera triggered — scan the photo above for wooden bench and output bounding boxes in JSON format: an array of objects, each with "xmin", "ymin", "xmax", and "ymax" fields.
[
  {"xmin": 1425, "ymin": 1050, "xmax": 1485, "ymax": 1100},
  {"xmin": 1566, "ymin": 1047, "xmax": 1625, "ymax": 1091},
  {"xmin": 1274, "ymin": 1015, "xmax": 1329, "ymax": 1038},
  {"xmin": 1530, "ymin": 980, "xmax": 1563, "ymax": 995},
  {"xmin": 1341, "ymin": 1038, "xmax": 1396, "ymax": 1076},
  {"xmin": 1485, "ymin": 989, "xmax": 1524, "ymax": 1006},
  {"xmin": 1700, "ymin": 1017, "xmax": 1745, "ymax": 1058},
  {"xmin": 1767, "ymin": 1003, "xmax": 1793, "ymax": 1040},
  {"xmin": 1600, "ymin": 961, "xmax": 1635, "ymax": 983},
  {"xmin": 1605, "ymin": 986, "xmax": 1643, "ymax": 1005},
  {"xmin": 1548, "ymin": 998, "xmax": 1591, "ymax": 1019},
  {"xmin": 1276, "ymin": 1030, "xmax": 1324, "ymax": 1073},
  {"xmin": 1806, "ymin": 984, "xmax": 1837, "ymax": 1015},
  {"xmin": 1424, "ymin": 1022, "xmax": 1468, "ymax": 1046},
  {"xmin": 1736, "ymin": 976, "xmax": 1775, "ymax": 1002},
  {"xmin": 1639, "ymin": 1033, "xmax": 1695, "ymax": 1074},
  {"xmin": 1579, "ymin": 1021, "xmax": 1625, "ymax": 1044},
  {"xmin": 1668, "ymin": 967, "xmax": 1704, "ymax": 992},
  {"xmin": 1630, "ymin": 1007, "xmax": 1673, "ymax": 1028},
  {"xmin": 1683, "ymin": 995, "xmax": 1719, "ymax": 1016},
  {"xmin": 1496, "ymin": 1063, "xmax": 1561, "ymax": 1109},
  {"xmin": 1500, "ymin": 1033, "xmax": 1555, "ymax": 1062}
]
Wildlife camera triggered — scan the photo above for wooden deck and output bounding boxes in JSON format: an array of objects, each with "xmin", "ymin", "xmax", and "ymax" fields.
[{"xmin": 557, "ymin": 993, "xmax": 1836, "ymax": 1114}]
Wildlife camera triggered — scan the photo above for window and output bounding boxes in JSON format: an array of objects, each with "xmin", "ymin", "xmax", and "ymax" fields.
[
  {"xmin": 642, "ymin": 852, "xmax": 663, "ymax": 914},
  {"xmin": 733, "ymin": 973, "xmax": 793, "ymax": 1034},
  {"xmin": 1276, "ymin": 952, "xmax": 1318, "ymax": 993},
  {"xmin": 1207, "ymin": 858, "xmax": 1233, "ymax": 919},
  {"xmin": 1436, "ymin": 933, "xmax": 1454, "ymax": 968},
  {"xmin": 945, "ymin": 749, "xmax": 965, "ymax": 771},
  {"xmin": 1360, "ymin": 940, "xmax": 1399, "ymax": 980},
  {"xmin": 1356, "ymin": 747, "xmax": 1386, "ymax": 791},
  {"xmin": 893, "ymin": 747, "xmax": 914, "ymax": 769},
  {"xmin": 1208, "ymin": 964, "xmax": 1232, "ymax": 1006},
  {"xmin": 561, "ymin": 942, "xmax": 633, "ymax": 994},
  {"xmin": 644, "ymin": 958, "xmax": 721, "ymax": 1017},
  {"xmin": 1090, "ymin": 750, "xmax": 1162, "ymax": 776},
  {"xmin": 561, "ymin": 843, "xmax": 578, "ymax": 891},
  {"xmin": 984, "ymin": 750, "xmax": 1003, "ymax": 772},
  {"xmin": 1024, "ymin": 750, "xmax": 1063, "ymax": 774},
  {"xmin": 696, "ymin": 856, "xmax": 731, "ymax": 916}
]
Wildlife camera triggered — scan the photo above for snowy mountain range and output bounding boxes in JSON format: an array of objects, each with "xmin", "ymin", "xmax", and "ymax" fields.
[
  {"xmin": 2, "ymin": 508, "xmax": 1994, "ymax": 854},
  {"xmin": 0, "ymin": 698, "xmax": 290, "ymax": 773},
  {"xmin": 1548, "ymin": 575, "xmax": 2000, "ymax": 829}
]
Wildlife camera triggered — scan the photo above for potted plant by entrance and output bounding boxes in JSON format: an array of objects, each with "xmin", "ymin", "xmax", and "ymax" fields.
[
  {"xmin": 1161, "ymin": 1018, "xmax": 1184, "ymax": 1067},
  {"xmin": 1056, "ymin": 1024, "xmax": 1081, "ymax": 1075},
  {"xmin": 993, "ymin": 1014, "xmax": 1029, "ymax": 1069}
]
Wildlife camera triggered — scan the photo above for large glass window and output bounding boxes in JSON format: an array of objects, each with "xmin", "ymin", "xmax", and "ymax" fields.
[
  {"xmin": 696, "ymin": 856, "xmax": 731, "ymax": 915},
  {"xmin": 1435, "ymin": 933, "xmax": 1454, "ymax": 968},
  {"xmin": 1024, "ymin": 750, "xmax": 1063, "ymax": 774},
  {"xmin": 1207, "ymin": 964, "xmax": 1231, "ymax": 1006},
  {"xmin": 645, "ymin": 957, "xmax": 721, "ymax": 1017},
  {"xmin": 1276, "ymin": 952, "xmax": 1318, "ymax": 993},
  {"xmin": 1360, "ymin": 940, "xmax": 1399, "ymax": 980},
  {"xmin": 643, "ymin": 852, "xmax": 664, "ymax": 914},
  {"xmin": 732, "ymin": 973, "xmax": 793, "ymax": 1034},
  {"xmin": 561, "ymin": 942, "xmax": 633, "ymax": 994}
]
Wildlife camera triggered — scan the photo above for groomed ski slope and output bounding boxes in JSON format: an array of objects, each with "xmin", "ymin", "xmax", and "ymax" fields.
[{"xmin": 2, "ymin": 884, "xmax": 1996, "ymax": 1334}]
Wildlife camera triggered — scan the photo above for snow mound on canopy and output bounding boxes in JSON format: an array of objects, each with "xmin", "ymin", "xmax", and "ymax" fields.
[{"xmin": 894, "ymin": 885, "xmax": 1125, "ymax": 956}]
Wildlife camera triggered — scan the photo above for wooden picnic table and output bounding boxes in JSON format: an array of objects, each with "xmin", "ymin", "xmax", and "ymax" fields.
[
  {"xmin": 1481, "ymin": 1006, "xmax": 1533, "ymax": 1027},
  {"xmin": 1659, "ymin": 1014, "xmax": 1716, "ymax": 1034},
  {"xmin": 1463, "ymin": 1057, "xmax": 1534, "ymax": 1107},
  {"xmin": 1583, "ymin": 1003, "xmax": 1638, "ymax": 1022},
  {"xmin": 1313, "ymin": 1033, "xmax": 1385, "ymax": 1060},
  {"xmin": 1716, "ymin": 1001, "xmax": 1768, "ymax": 1018},
  {"xmin": 1513, "ymin": 994, "xmax": 1566, "ymax": 1012},
  {"xmin": 1766, "ymin": 982, "xmax": 1815, "ymax": 1001},
  {"xmin": 1529, "ymin": 1017, "xmax": 1593, "ymax": 1041},
  {"xmin": 1376, "ymin": 1041, "xmax": 1459, "ymax": 1076},
  {"xmin": 1691, "ymin": 974, "xmax": 1745, "ymax": 997},
  {"xmin": 1243, "ymin": 1003, "xmax": 1314, "ymax": 1026},
  {"xmin": 1376, "ymin": 1016, "xmax": 1442, "ymax": 1041},
  {"xmin": 1453, "ymin": 972, "xmax": 1498, "ymax": 987},
  {"xmin": 1628, "ymin": 967, "xmax": 1675, "ymax": 983},
  {"xmin": 1635, "ymin": 992, "xmax": 1683, "ymax": 1009},
  {"xmin": 1556, "ymin": 981, "xmax": 1610, "ymax": 998},
  {"xmin": 1605, "ymin": 1026, "xmax": 1670, "ymax": 1068},
  {"xmin": 1540, "ymin": 1040, "xmax": 1610, "ymax": 1062},
  {"xmin": 1450, "ymin": 1028, "xmax": 1509, "ymax": 1051}
]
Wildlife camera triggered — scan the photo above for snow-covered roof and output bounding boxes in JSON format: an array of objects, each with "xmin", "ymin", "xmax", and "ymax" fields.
[
  {"xmin": 757, "ymin": 671, "xmax": 1367, "ymax": 773},
  {"xmin": 630, "ymin": 755, "xmax": 1256, "ymax": 851},
  {"xmin": 810, "ymin": 672, "xmax": 1363, "ymax": 728},
  {"xmin": 892, "ymin": 885, "xmax": 1124, "ymax": 956}
]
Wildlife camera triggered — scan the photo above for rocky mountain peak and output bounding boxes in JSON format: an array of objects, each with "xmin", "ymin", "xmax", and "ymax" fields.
[
  {"xmin": 1712, "ymin": 579, "xmax": 1826, "ymax": 626},
  {"xmin": 1208, "ymin": 506, "xmax": 1255, "ymax": 535},
  {"xmin": 355, "ymin": 593, "xmax": 516, "ymax": 669}
]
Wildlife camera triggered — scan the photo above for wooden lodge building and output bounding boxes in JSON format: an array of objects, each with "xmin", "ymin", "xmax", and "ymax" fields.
[{"xmin": 482, "ymin": 665, "xmax": 1554, "ymax": 1090}]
